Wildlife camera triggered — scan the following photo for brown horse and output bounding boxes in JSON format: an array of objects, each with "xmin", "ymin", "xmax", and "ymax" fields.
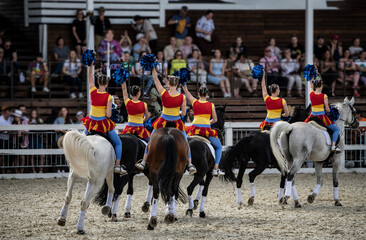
[{"xmin": 146, "ymin": 126, "xmax": 188, "ymax": 230}]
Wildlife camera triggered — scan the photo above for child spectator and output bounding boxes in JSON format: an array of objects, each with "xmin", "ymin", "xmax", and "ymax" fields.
[
  {"xmin": 156, "ymin": 51, "xmax": 168, "ymax": 76},
  {"xmin": 163, "ymin": 37, "xmax": 178, "ymax": 62},
  {"xmin": 208, "ymin": 49, "xmax": 231, "ymax": 97},
  {"xmin": 135, "ymin": 51, "xmax": 154, "ymax": 96},
  {"xmin": 62, "ymin": 49, "xmax": 82, "ymax": 99},
  {"xmin": 73, "ymin": 111, "xmax": 85, "ymax": 124},
  {"xmin": 28, "ymin": 53, "xmax": 50, "ymax": 93},
  {"xmin": 72, "ymin": 9, "xmax": 86, "ymax": 58},
  {"xmin": 53, "ymin": 36, "xmax": 69, "ymax": 77},
  {"xmin": 132, "ymin": 15, "xmax": 158, "ymax": 54},
  {"xmin": 168, "ymin": 6, "xmax": 191, "ymax": 48}
]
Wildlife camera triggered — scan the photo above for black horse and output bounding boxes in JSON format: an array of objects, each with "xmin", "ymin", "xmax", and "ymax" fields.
[{"xmin": 185, "ymin": 105, "xmax": 226, "ymax": 218}]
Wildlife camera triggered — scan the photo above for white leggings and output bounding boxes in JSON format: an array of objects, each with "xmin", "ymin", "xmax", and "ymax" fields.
[{"xmin": 286, "ymin": 75, "xmax": 302, "ymax": 91}]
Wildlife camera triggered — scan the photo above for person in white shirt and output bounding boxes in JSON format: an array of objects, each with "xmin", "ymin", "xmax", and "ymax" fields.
[
  {"xmin": 349, "ymin": 38, "xmax": 363, "ymax": 60},
  {"xmin": 163, "ymin": 37, "xmax": 178, "ymax": 62},
  {"xmin": 0, "ymin": 107, "xmax": 12, "ymax": 174},
  {"xmin": 195, "ymin": 10, "xmax": 218, "ymax": 55},
  {"xmin": 62, "ymin": 50, "xmax": 82, "ymax": 99},
  {"xmin": 187, "ymin": 49, "xmax": 207, "ymax": 85},
  {"xmin": 233, "ymin": 53, "xmax": 257, "ymax": 97},
  {"xmin": 281, "ymin": 48, "xmax": 302, "ymax": 97}
]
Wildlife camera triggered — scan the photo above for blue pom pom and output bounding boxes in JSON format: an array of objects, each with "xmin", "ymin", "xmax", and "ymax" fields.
[
  {"xmin": 302, "ymin": 64, "xmax": 317, "ymax": 81},
  {"xmin": 326, "ymin": 106, "xmax": 340, "ymax": 122},
  {"xmin": 251, "ymin": 65, "xmax": 264, "ymax": 81},
  {"xmin": 110, "ymin": 104, "xmax": 121, "ymax": 123},
  {"xmin": 173, "ymin": 68, "xmax": 191, "ymax": 85},
  {"xmin": 112, "ymin": 67, "xmax": 130, "ymax": 84},
  {"xmin": 139, "ymin": 54, "xmax": 158, "ymax": 71},
  {"xmin": 81, "ymin": 49, "xmax": 96, "ymax": 66}
]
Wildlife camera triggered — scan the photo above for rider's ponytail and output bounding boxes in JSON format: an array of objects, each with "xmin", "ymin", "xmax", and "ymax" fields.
[
  {"xmin": 269, "ymin": 84, "xmax": 279, "ymax": 94},
  {"xmin": 95, "ymin": 68, "xmax": 109, "ymax": 86},
  {"xmin": 130, "ymin": 85, "xmax": 141, "ymax": 97},
  {"xmin": 198, "ymin": 85, "xmax": 209, "ymax": 97}
]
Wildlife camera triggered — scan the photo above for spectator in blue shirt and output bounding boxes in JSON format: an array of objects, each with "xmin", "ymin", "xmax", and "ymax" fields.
[
  {"xmin": 168, "ymin": 6, "xmax": 191, "ymax": 48},
  {"xmin": 132, "ymin": 33, "xmax": 150, "ymax": 62}
]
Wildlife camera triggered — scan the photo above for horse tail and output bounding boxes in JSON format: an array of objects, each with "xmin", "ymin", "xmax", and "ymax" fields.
[
  {"xmin": 222, "ymin": 136, "xmax": 251, "ymax": 182},
  {"xmin": 94, "ymin": 180, "xmax": 108, "ymax": 206},
  {"xmin": 63, "ymin": 130, "xmax": 96, "ymax": 179},
  {"xmin": 158, "ymin": 132, "xmax": 178, "ymax": 203},
  {"xmin": 270, "ymin": 122, "xmax": 292, "ymax": 174}
]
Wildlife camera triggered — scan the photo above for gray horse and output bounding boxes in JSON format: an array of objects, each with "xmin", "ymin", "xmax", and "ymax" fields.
[{"xmin": 270, "ymin": 97, "xmax": 359, "ymax": 207}]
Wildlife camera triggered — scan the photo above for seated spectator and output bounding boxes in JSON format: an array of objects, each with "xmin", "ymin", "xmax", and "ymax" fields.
[
  {"xmin": 121, "ymin": 51, "xmax": 136, "ymax": 74},
  {"xmin": 228, "ymin": 36, "xmax": 247, "ymax": 60},
  {"xmin": 72, "ymin": 9, "xmax": 86, "ymax": 58},
  {"xmin": 168, "ymin": 6, "xmax": 191, "ymax": 48},
  {"xmin": 53, "ymin": 36, "xmax": 69, "ymax": 77},
  {"xmin": 233, "ymin": 53, "xmax": 256, "ymax": 97},
  {"xmin": 11, "ymin": 109, "xmax": 27, "ymax": 174},
  {"xmin": 268, "ymin": 37, "xmax": 281, "ymax": 61},
  {"xmin": 314, "ymin": 34, "xmax": 328, "ymax": 63},
  {"xmin": 208, "ymin": 49, "xmax": 231, "ymax": 98},
  {"xmin": 163, "ymin": 37, "xmax": 178, "ymax": 62},
  {"xmin": 195, "ymin": 10, "xmax": 219, "ymax": 56},
  {"xmin": 170, "ymin": 50, "xmax": 186, "ymax": 74},
  {"xmin": 281, "ymin": 49, "xmax": 302, "ymax": 97},
  {"xmin": 92, "ymin": 7, "xmax": 111, "ymax": 51},
  {"xmin": 119, "ymin": 30, "xmax": 133, "ymax": 55},
  {"xmin": 260, "ymin": 47, "xmax": 283, "ymax": 87},
  {"xmin": 178, "ymin": 36, "xmax": 201, "ymax": 59},
  {"xmin": 328, "ymin": 34, "xmax": 343, "ymax": 64},
  {"xmin": 286, "ymin": 34, "xmax": 305, "ymax": 63},
  {"xmin": 62, "ymin": 50, "xmax": 82, "ymax": 99},
  {"xmin": 349, "ymin": 37, "xmax": 363, "ymax": 60},
  {"xmin": 28, "ymin": 109, "xmax": 45, "ymax": 173},
  {"xmin": 73, "ymin": 111, "xmax": 85, "ymax": 124},
  {"xmin": 132, "ymin": 33, "xmax": 150, "ymax": 62},
  {"xmin": 156, "ymin": 51, "xmax": 168, "ymax": 76},
  {"xmin": 28, "ymin": 53, "xmax": 49, "ymax": 93},
  {"xmin": 320, "ymin": 50, "xmax": 339, "ymax": 96},
  {"xmin": 98, "ymin": 29, "xmax": 122, "ymax": 62},
  {"xmin": 149, "ymin": 87, "xmax": 162, "ymax": 113},
  {"xmin": 339, "ymin": 49, "xmax": 360, "ymax": 97},
  {"xmin": 132, "ymin": 15, "xmax": 158, "ymax": 54},
  {"xmin": 188, "ymin": 49, "xmax": 207, "ymax": 85},
  {"xmin": 0, "ymin": 107, "xmax": 12, "ymax": 174},
  {"xmin": 2, "ymin": 39, "xmax": 18, "ymax": 74},
  {"xmin": 0, "ymin": 47, "xmax": 11, "ymax": 94},
  {"xmin": 135, "ymin": 51, "xmax": 154, "ymax": 96},
  {"xmin": 355, "ymin": 50, "xmax": 366, "ymax": 86}
]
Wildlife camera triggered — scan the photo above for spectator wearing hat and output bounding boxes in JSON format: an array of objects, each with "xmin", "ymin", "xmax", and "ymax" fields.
[
  {"xmin": 168, "ymin": 6, "xmax": 191, "ymax": 48},
  {"xmin": 0, "ymin": 107, "xmax": 12, "ymax": 174},
  {"xmin": 73, "ymin": 111, "xmax": 85, "ymax": 124},
  {"xmin": 132, "ymin": 15, "xmax": 158, "ymax": 55},
  {"xmin": 163, "ymin": 37, "xmax": 178, "ymax": 62},
  {"xmin": 28, "ymin": 53, "xmax": 50, "ymax": 93},
  {"xmin": 132, "ymin": 33, "xmax": 150, "ymax": 62},
  {"xmin": 12, "ymin": 109, "xmax": 28, "ymax": 173},
  {"xmin": 349, "ymin": 38, "xmax": 363, "ymax": 60},
  {"xmin": 314, "ymin": 35, "xmax": 329, "ymax": 63},
  {"xmin": 195, "ymin": 10, "xmax": 219, "ymax": 56},
  {"xmin": 92, "ymin": 6, "xmax": 112, "ymax": 51},
  {"xmin": 286, "ymin": 34, "xmax": 305, "ymax": 62},
  {"xmin": 328, "ymin": 34, "xmax": 343, "ymax": 63}
]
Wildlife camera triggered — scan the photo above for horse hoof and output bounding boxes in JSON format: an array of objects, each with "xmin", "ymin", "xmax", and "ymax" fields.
[
  {"xmin": 186, "ymin": 209, "xmax": 193, "ymax": 217},
  {"xmin": 101, "ymin": 206, "xmax": 111, "ymax": 216},
  {"xmin": 193, "ymin": 200, "xmax": 199, "ymax": 210},
  {"xmin": 248, "ymin": 197, "xmax": 254, "ymax": 206},
  {"xmin": 108, "ymin": 212, "xmax": 112, "ymax": 218},
  {"xmin": 164, "ymin": 213, "xmax": 175, "ymax": 224},
  {"xmin": 76, "ymin": 230, "xmax": 85, "ymax": 235},
  {"xmin": 238, "ymin": 202, "xmax": 243, "ymax": 209},
  {"xmin": 307, "ymin": 194, "xmax": 316, "ymax": 204},
  {"xmin": 111, "ymin": 214, "xmax": 118, "ymax": 222},
  {"xmin": 142, "ymin": 202, "xmax": 150, "ymax": 213},
  {"xmin": 294, "ymin": 200, "xmax": 302, "ymax": 208},
  {"xmin": 147, "ymin": 224, "xmax": 154, "ymax": 230},
  {"xmin": 280, "ymin": 197, "xmax": 288, "ymax": 205},
  {"xmin": 174, "ymin": 217, "xmax": 178, "ymax": 222},
  {"xmin": 335, "ymin": 200, "xmax": 342, "ymax": 207},
  {"xmin": 57, "ymin": 218, "xmax": 66, "ymax": 226},
  {"xmin": 124, "ymin": 212, "xmax": 131, "ymax": 218},
  {"xmin": 149, "ymin": 216, "xmax": 158, "ymax": 228},
  {"xmin": 199, "ymin": 211, "xmax": 206, "ymax": 218}
]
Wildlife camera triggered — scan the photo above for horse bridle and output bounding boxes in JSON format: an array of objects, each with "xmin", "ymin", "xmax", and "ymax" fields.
[{"xmin": 338, "ymin": 104, "xmax": 359, "ymax": 129}]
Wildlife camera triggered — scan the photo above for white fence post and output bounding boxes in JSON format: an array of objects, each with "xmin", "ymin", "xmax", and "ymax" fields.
[
  {"xmin": 225, "ymin": 125, "xmax": 233, "ymax": 146},
  {"xmin": 159, "ymin": 0, "xmax": 167, "ymax": 27}
]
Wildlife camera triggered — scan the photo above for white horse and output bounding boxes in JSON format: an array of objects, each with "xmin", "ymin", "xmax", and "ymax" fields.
[
  {"xmin": 57, "ymin": 130, "xmax": 115, "ymax": 234},
  {"xmin": 270, "ymin": 97, "xmax": 359, "ymax": 207}
]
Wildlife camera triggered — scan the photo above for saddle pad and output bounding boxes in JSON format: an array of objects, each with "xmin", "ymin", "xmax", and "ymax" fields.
[
  {"xmin": 190, "ymin": 135, "xmax": 211, "ymax": 144},
  {"xmin": 204, "ymin": 142, "xmax": 216, "ymax": 160},
  {"xmin": 321, "ymin": 130, "xmax": 332, "ymax": 146},
  {"xmin": 139, "ymin": 138, "xmax": 148, "ymax": 147}
]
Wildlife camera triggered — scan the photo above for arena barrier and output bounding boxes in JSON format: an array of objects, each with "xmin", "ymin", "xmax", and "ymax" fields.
[{"xmin": 0, "ymin": 122, "xmax": 365, "ymax": 178}]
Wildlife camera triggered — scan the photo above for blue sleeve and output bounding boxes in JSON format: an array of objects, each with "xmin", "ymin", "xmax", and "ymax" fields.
[
  {"xmin": 171, "ymin": 15, "xmax": 179, "ymax": 21},
  {"xmin": 186, "ymin": 16, "xmax": 191, "ymax": 24}
]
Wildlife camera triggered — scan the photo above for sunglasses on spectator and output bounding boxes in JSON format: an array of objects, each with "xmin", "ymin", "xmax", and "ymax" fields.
[
  {"xmin": 176, "ymin": 54, "xmax": 182, "ymax": 56},
  {"xmin": 265, "ymin": 50, "xmax": 271, "ymax": 52}
]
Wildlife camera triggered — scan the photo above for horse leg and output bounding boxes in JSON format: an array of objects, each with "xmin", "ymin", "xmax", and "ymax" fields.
[
  {"xmin": 292, "ymin": 178, "xmax": 301, "ymax": 208},
  {"xmin": 332, "ymin": 156, "xmax": 342, "ymax": 206},
  {"xmin": 194, "ymin": 180, "xmax": 205, "ymax": 210},
  {"xmin": 124, "ymin": 176, "xmax": 134, "ymax": 218},
  {"xmin": 57, "ymin": 169, "xmax": 77, "ymax": 226},
  {"xmin": 236, "ymin": 160, "xmax": 246, "ymax": 208},
  {"xmin": 307, "ymin": 161, "xmax": 323, "ymax": 204},
  {"xmin": 76, "ymin": 181, "xmax": 101, "ymax": 234},
  {"xmin": 102, "ymin": 169, "xmax": 115, "ymax": 216},
  {"xmin": 247, "ymin": 163, "xmax": 266, "ymax": 206},
  {"xmin": 110, "ymin": 195, "xmax": 121, "ymax": 222},
  {"xmin": 148, "ymin": 176, "xmax": 159, "ymax": 230},
  {"xmin": 199, "ymin": 172, "xmax": 214, "ymax": 218},
  {"xmin": 186, "ymin": 174, "xmax": 203, "ymax": 217},
  {"xmin": 281, "ymin": 159, "xmax": 303, "ymax": 205},
  {"xmin": 142, "ymin": 182, "xmax": 153, "ymax": 213},
  {"xmin": 165, "ymin": 196, "xmax": 175, "ymax": 224},
  {"xmin": 278, "ymin": 172, "xmax": 287, "ymax": 204}
]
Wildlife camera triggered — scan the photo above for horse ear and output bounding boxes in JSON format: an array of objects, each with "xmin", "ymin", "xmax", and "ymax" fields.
[
  {"xmin": 350, "ymin": 97, "xmax": 355, "ymax": 106},
  {"xmin": 344, "ymin": 97, "xmax": 349, "ymax": 104}
]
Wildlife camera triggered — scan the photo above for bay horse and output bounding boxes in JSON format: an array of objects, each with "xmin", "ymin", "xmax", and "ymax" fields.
[
  {"xmin": 270, "ymin": 97, "xmax": 359, "ymax": 207},
  {"xmin": 57, "ymin": 130, "xmax": 115, "ymax": 234}
]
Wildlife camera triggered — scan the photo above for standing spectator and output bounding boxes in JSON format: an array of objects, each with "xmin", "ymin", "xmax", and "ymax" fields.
[
  {"xmin": 18, "ymin": 104, "xmax": 29, "ymax": 124},
  {"xmin": 11, "ymin": 109, "xmax": 27, "ymax": 174},
  {"xmin": 73, "ymin": 111, "xmax": 85, "ymax": 124},
  {"xmin": 228, "ymin": 36, "xmax": 247, "ymax": 60},
  {"xmin": 135, "ymin": 52, "xmax": 154, "ymax": 96},
  {"xmin": 170, "ymin": 50, "xmax": 186, "ymax": 74},
  {"xmin": 349, "ymin": 38, "xmax": 363, "ymax": 60},
  {"xmin": 28, "ymin": 53, "xmax": 50, "ymax": 93},
  {"xmin": 156, "ymin": 51, "xmax": 168, "ymax": 76},
  {"xmin": 178, "ymin": 36, "xmax": 201, "ymax": 59},
  {"xmin": 119, "ymin": 30, "xmax": 133, "ymax": 54},
  {"xmin": 195, "ymin": 10, "xmax": 219, "ymax": 56},
  {"xmin": 320, "ymin": 50, "xmax": 338, "ymax": 97},
  {"xmin": 233, "ymin": 53, "xmax": 257, "ymax": 97},
  {"xmin": 339, "ymin": 49, "xmax": 360, "ymax": 97},
  {"xmin": 98, "ymin": 29, "xmax": 122, "ymax": 62},
  {"xmin": 281, "ymin": 49, "xmax": 302, "ymax": 97},
  {"xmin": 0, "ymin": 107, "xmax": 12, "ymax": 174},
  {"xmin": 72, "ymin": 9, "xmax": 86, "ymax": 58},
  {"xmin": 268, "ymin": 37, "xmax": 281, "ymax": 61},
  {"xmin": 208, "ymin": 49, "xmax": 231, "ymax": 98},
  {"xmin": 44, "ymin": 107, "xmax": 59, "ymax": 124},
  {"xmin": 2, "ymin": 39, "xmax": 18, "ymax": 74},
  {"xmin": 93, "ymin": 7, "xmax": 111, "ymax": 51},
  {"xmin": 132, "ymin": 15, "xmax": 158, "ymax": 54},
  {"xmin": 168, "ymin": 6, "xmax": 191, "ymax": 48},
  {"xmin": 286, "ymin": 34, "xmax": 305, "ymax": 62},
  {"xmin": 28, "ymin": 109, "xmax": 45, "ymax": 173},
  {"xmin": 188, "ymin": 49, "xmax": 207, "ymax": 85},
  {"xmin": 314, "ymin": 34, "xmax": 329, "ymax": 63},
  {"xmin": 259, "ymin": 47, "xmax": 282, "ymax": 86},
  {"xmin": 132, "ymin": 33, "xmax": 150, "ymax": 62},
  {"xmin": 355, "ymin": 50, "xmax": 366, "ymax": 86},
  {"xmin": 53, "ymin": 36, "xmax": 70, "ymax": 77},
  {"xmin": 53, "ymin": 107, "xmax": 72, "ymax": 140},
  {"xmin": 62, "ymin": 50, "xmax": 82, "ymax": 99},
  {"xmin": 0, "ymin": 46, "xmax": 11, "ymax": 96},
  {"xmin": 163, "ymin": 37, "xmax": 178, "ymax": 62},
  {"xmin": 328, "ymin": 34, "xmax": 343, "ymax": 63}
]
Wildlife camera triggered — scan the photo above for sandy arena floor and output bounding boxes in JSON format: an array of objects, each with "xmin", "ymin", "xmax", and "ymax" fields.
[{"xmin": 0, "ymin": 173, "xmax": 365, "ymax": 240}]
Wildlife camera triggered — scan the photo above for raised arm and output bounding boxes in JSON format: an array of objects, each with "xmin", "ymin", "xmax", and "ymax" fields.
[
  {"xmin": 182, "ymin": 84, "xmax": 196, "ymax": 105},
  {"xmin": 152, "ymin": 68, "xmax": 164, "ymax": 94},
  {"xmin": 261, "ymin": 71, "xmax": 268, "ymax": 98},
  {"xmin": 88, "ymin": 63, "xmax": 95, "ymax": 89},
  {"xmin": 121, "ymin": 81, "xmax": 129, "ymax": 102},
  {"xmin": 210, "ymin": 107, "xmax": 217, "ymax": 124}
]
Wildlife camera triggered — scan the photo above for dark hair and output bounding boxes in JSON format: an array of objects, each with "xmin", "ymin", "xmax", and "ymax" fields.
[
  {"xmin": 17, "ymin": 104, "xmax": 26, "ymax": 109},
  {"xmin": 174, "ymin": 50, "xmax": 183, "ymax": 58},
  {"xmin": 138, "ymin": 51, "xmax": 146, "ymax": 60},
  {"xmin": 198, "ymin": 85, "xmax": 209, "ymax": 97},
  {"xmin": 352, "ymin": 37, "xmax": 360, "ymax": 43},
  {"xmin": 313, "ymin": 79, "xmax": 323, "ymax": 89},
  {"xmin": 76, "ymin": 9, "xmax": 84, "ymax": 18},
  {"xmin": 36, "ymin": 52, "xmax": 43, "ymax": 58},
  {"xmin": 29, "ymin": 109, "xmax": 42, "ymax": 124},
  {"xmin": 322, "ymin": 49, "xmax": 333, "ymax": 62},
  {"xmin": 3, "ymin": 38, "xmax": 11, "ymax": 44},
  {"xmin": 167, "ymin": 75, "xmax": 179, "ymax": 87},
  {"xmin": 134, "ymin": 15, "xmax": 143, "ymax": 21},
  {"xmin": 291, "ymin": 33, "xmax": 298, "ymax": 38},
  {"xmin": 238, "ymin": 53, "xmax": 248, "ymax": 59},
  {"xmin": 206, "ymin": 10, "xmax": 213, "ymax": 15},
  {"xmin": 56, "ymin": 36, "xmax": 64, "ymax": 45},
  {"xmin": 130, "ymin": 85, "xmax": 141, "ymax": 97},
  {"xmin": 269, "ymin": 84, "xmax": 279, "ymax": 94},
  {"xmin": 94, "ymin": 68, "xmax": 109, "ymax": 86}
]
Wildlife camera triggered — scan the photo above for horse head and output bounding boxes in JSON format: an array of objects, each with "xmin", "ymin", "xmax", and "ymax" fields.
[
  {"xmin": 212, "ymin": 104, "xmax": 226, "ymax": 137},
  {"xmin": 335, "ymin": 97, "xmax": 359, "ymax": 129}
]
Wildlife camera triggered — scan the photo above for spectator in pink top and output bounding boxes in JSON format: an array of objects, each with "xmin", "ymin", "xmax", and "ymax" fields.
[
  {"xmin": 98, "ymin": 29, "xmax": 122, "ymax": 62},
  {"xmin": 260, "ymin": 47, "xmax": 280, "ymax": 86},
  {"xmin": 178, "ymin": 36, "xmax": 201, "ymax": 60}
]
